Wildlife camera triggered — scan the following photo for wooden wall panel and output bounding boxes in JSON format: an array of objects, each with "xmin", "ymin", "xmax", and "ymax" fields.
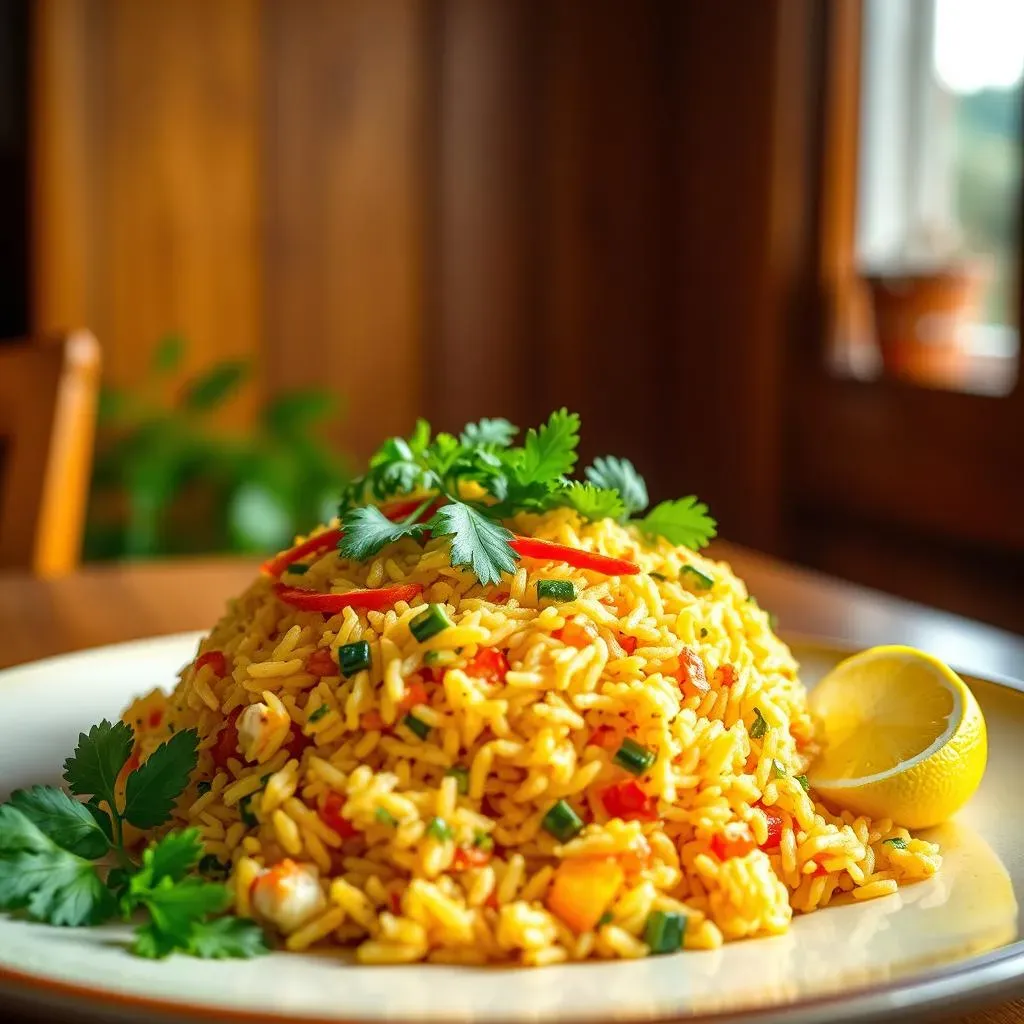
[
  {"xmin": 32, "ymin": 0, "xmax": 263, "ymax": 425},
  {"xmin": 263, "ymin": 0, "xmax": 425, "ymax": 462}
]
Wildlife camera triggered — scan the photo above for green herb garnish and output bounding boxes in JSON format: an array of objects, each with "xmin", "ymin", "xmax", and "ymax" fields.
[
  {"xmin": 410, "ymin": 604, "xmax": 453, "ymax": 642},
  {"xmin": 286, "ymin": 563, "xmax": 310, "ymax": 575},
  {"xmin": 750, "ymin": 708, "xmax": 768, "ymax": 740},
  {"xmin": 375, "ymin": 807, "xmax": 398, "ymax": 827},
  {"xmin": 597, "ymin": 910, "xmax": 614, "ymax": 927},
  {"xmin": 883, "ymin": 837, "xmax": 908, "ymax": 850},
  {"xmin": 472, "ymin": 831, "xmax": 494, "ymax": 851},
  {"xmin": 537, "ymin": 579, "xmax": 577, "ymax": 603},
  {"xmin": 403, "ymin": 714, "xmax": 431, "ymax": 741},
  {"xmin": 0, "ymin": 719, "xmax": 267, "ymax": 959},
  {"xmin": 681, "ymin": 565, "xmax": 715, "ymax": 590},
  {"xmin": 795, "ymin": 774, "xmax": 810, "ymax": 793},
  {"xmin": 644, "ymin": 910, "xmax": 687, "ymax": 954},
  {"xmin": 426, "ymin": 817, "xmax": 453, "ymax": 842},
  {"xmin": 445, "ymin": 765, "xmax": 470, "ymax": 795},
  {"xmin": 336, "ymin": 412, "xmax": 716, "ymax": 585},
  {"xmin": 307, "ymin": 704, "xmax": 330, "ymax": 724},
  {"xmin": 196, "ymin": 780, "xmax": 212, "ymax": 796}
]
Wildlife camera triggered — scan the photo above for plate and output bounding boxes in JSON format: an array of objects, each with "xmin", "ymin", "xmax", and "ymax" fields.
[{"xmin": 0, "ymin": 633, "xmax": 1021, "ymax": 1024}]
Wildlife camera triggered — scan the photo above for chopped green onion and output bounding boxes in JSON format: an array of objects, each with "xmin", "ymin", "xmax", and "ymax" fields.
[
  {"xmin": 445, "ymin": 765, "xmax": 470, "ymax": 795},
  {"xmin": 307, "ymin": 704, "xmax": 330, "ymax": 724},
  {"xmin": 260, "ymin": 772, "xmax": 274, "ymax": 785},
  {"xmin": 772, "ymin": 760, "xmax": 787, "ymax": 780},
  {"xmin": 537, "ymin": 579, "xmax": 577, "ymax": 602},
  {"xmin": 648, "ymin": 572, "xmax": 668, "ymax": 582},
  {"xmin": 239, "ymin": 794, "xmax": 257, "ymax": 827},
  {"xmin": 375, "ymin": 807, "xmax": 398, "ymax": 827},
  {"xmin": 424, "ymin": 649, "xmax": 458, "ymax": 668},
  {"xmin": 472, "ymin": 831, "xmax": 494, "ymax": 851},
  {"xmin": 541, "ymin": 800, "xmax": 584, "ymax": 842},
  {"xmin": 613, "ymin": 738, "xmax": 656, "ymax": 776},
  {"xmin": 337, "ymin": 640, "xmax": 371, "ymax": 677},
  {"xmin": 196, "ymin": 780, "xmax": 212, "ymax": 796},
  {"xmin": 644, "ymin": 910, "xmax": 686, "ymax": 954},
  {"xmin": 426, "ymin": 816, "xmax": 453, "ymax": 841},
  {"xmin": 883, "ymin": 837, "xmax": 908, "ymax": 850},
  {"xmin": 681, "ymin": 565, "xmax": 714, "ymax": 590},
  {"xmin": 597, "ymin": 911, "xmax": 614, "ymax": 927},
  {"xmin": 795, "ymin": 774, "xmax": 810, "ymax": 793},
  {"xmin": 286, "ymin": 563, "xmax": 311, "ymax": 575},
  {"xmin": 403, "ymin": 713, "xmax": 431, "ymax": 740},
  {"xmin": 750, "ymin": 707, "xmax": 768, "ymax": 740},
  {"xmin": 198, "ymin": 854, "xmax": 229, "ymax": 880},
  {"xmin": 410, "ymin": 604, "xmax": 454, "ymax": 642}
]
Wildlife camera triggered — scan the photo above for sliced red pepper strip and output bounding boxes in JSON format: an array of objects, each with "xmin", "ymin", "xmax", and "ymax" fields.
[
  {"xmin": 509, "ymin": 536, "xmax": 640, "ymax": 576},
  {"xmin": 273, "ymin": 581, "xmax": 423, "ymax": 613},
  {"xmin": 195, "ymin": 650, "xmax": 228, "ymax": 677},
  {"xmin": 261, "ymin": 527, "xmax": 344, "ymax": 578}
]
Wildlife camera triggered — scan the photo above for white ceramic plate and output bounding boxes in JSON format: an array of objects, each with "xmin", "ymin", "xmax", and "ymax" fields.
[{"xmin": 0, "ymin": 634, "xmax": 1021, "ymax": 1024}]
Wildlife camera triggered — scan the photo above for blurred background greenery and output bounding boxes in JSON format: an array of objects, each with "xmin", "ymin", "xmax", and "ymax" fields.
[{"xmin": 84, "ymin": 337, "xmax": 350, "ymax": 560}]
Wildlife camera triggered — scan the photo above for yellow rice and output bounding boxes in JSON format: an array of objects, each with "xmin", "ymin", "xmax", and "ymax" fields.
[{"xmin": 123, "ymin": 508, "xmax": 939, "ymax": 964}]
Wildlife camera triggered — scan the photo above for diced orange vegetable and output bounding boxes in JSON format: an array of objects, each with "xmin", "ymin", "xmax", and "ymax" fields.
[
  {"xmin": 587, "ymin": 725, "xmax": 619, "ymax": 750},
  {"xmin": 715, "ymin": 664, "xmax": 737, "ymax": 688},
  {"xmin": 361, "ymin": 711, "xmax": 388, "ymax": 732},
  {"xmin": 673, "ymin": 647, "xmax": 710, "ymax": 698},
  {"xmin": 618, "ymin": 834, "xmax": 652, "ymax": 875},
  {"xmin": 547, "ymin": 857, "xmax": 624, "ymax": 933},
  {"xmin": 452, "ymin": 846, "xmax": 492, "ymax": 871},
  {"xmin": 306, "ymin": 648, "xmax": 337, "ymax": 677},
  {"xmin": 553, "ymin": 620, "xmax": 597, "ymax": 649},
  {"xmin": 617, "ymin": 633, "xmax": 638, "ymax": 655},
  {"xmin": 710, "ymin": 826, "xmax": 756, "ymax": 860},
  {"xmin": 398, "ymin": 677, "xmax": 429, "ymax": 713}
]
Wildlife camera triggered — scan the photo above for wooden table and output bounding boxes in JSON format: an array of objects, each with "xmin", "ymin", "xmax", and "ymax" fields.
[{"xmin": 0, "ymin": 543, "xmax": 1022, "ymax": 1024}]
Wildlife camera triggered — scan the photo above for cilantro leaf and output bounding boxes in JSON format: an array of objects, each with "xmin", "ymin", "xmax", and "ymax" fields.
[
  {"xmin": 559, "ymin": 482, "xmax": 626, "ymax": 522},
  {"xmin": 63, "ymin": 719, "xmax": 134, "ymax": 810},
  {"xmin": 427, "ymin": 502, "xmax": 519, "ymax": 586},
  {"xmin": 0, "ymin": 805, "xmax": 115, "ymax": 926},
  {"xmin": 585, "ymin": 456, "xmax": 649, "ymax": 517},
  {"xmin": 518, "ymin": 409, "xmax": 580, "ymax": 484},
  {"xmin": 137, "ymin": 876, "xmax": 230, "ymax": 939},
  {"xmin": 131, "ymin": 829, "xmax": 204, "ymax": 890},
  {"xmin": 133, "ymin": 922, "xmax": 182, "ymax": 959},
  {"xmin": 338, "ymin": 505, "xmax": 428, "ymax": 561},
  {"xmin": 123, "ymin": 729, "xmax": 199, "ymax": 829},
  {"xmin": 460, "ymin": 418, "xmax": 518, "ymax": 448},
  {"xmin": 636, "ymin": 497, "xmax": 717, "ymax": 550},
  {"xmin": 187, "ymin": 916, "xmax": 270, "ymax": 959},
  {"xmin": 8, "ymin": 786, "xmax": 110, "ymax": 859}
]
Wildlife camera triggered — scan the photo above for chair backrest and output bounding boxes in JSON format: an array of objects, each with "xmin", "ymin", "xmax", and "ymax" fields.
[{"xmin": 0, "ymin": 330, "xmax": 101, "ymax": 575}]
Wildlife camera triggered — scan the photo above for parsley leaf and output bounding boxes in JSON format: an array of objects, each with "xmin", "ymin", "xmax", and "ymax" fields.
[
  {"xmin": 559, "ymin": 482, "xmax": 626, "ymax": 522},
  {"xmin": 133, "ymin": 875, "xmax": 229, "ymax": 936},
  {"xmin": 8, "ymin": 786, "xmax": 110, "ymax": 859},
  {"xmin": 338, "ymin": 505, "xmax": 428, "ymax": 561},
  {"xmin": 63, "ymin": 719, "xmax": 134, "ymax": 811},
  {"xmin": 123, "ymin": 729, "xmax": 199, "ymax": 829},
  {"xmin": 428, "ymin": 502, "xmax": 518, "ymax": 586},
  {"xmin": 518, "ymin": 408, "xmax": 580, "ymax": 484},
  {"xmin": 186, "ymin": 916, "xmax": 270, "ymax": 959},
  {"xmin": 460, "ymin": 418, "xmax": 518, "ymax": 448},
  {"xmin": 131, "ymin": 829, "xmax": 204, "ymax": 889},
  {"xmin": 133, "ymin": 923, "xmax": 182, "ymax": 959},
  {"xmin": 584, "ymin": 456, "xmax": 649, "ymax": 517},
  {"xmin": 636, "ymin": 497, "xmax": 717, "ymax": 550},
  {"xmin": 0, "ymin": 805, "xmax": 115, "ymax": 926}
]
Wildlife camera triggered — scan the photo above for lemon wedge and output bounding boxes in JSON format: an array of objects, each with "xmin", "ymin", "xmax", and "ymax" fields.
[{"xmin": 807, "ymin": 645, "xmax": 987, "ymax": 829}]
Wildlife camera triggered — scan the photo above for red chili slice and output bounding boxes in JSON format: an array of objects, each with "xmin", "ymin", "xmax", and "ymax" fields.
[
  {"xmin": 273, "ymin": 581, "xmax": 423, "ymax": 613},
  {"xmin": 600, "ymin": 780, "xmax": 657, "ymax": 821},
  {"xmin": 195, "ymin": 650, "xmax": 228, "ymax": 677},
  {"xmin": 261, "ymin": 528, "xmax": 344, "ymax": 578},
  {"xmin": 318, "ymin": 791, "xmax": 358, "ymax": 839},
  {"xmin": 210, "ymin": 708, "xmax": 242, "ymax": 770},
  {"xmin": 509, "ymin": 536, "xmax": 640, "ymax": 576}
]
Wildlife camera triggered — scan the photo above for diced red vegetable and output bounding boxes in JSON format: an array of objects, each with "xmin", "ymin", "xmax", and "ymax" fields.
[
  {"xmin": 148, "ymin": 708, "xmax": 163, "ymax": 729},
  {"xmin": 553, "ymin": 620, "xmax": 597, "ymax": 649},
  {"xmin": 600, "ymin": 779, "xmax": 656, "ymax": 821},
  {"xmin": 758, "ymin": 804, "xmax": 785, "ymax": 851},
  {"xmin": 452, "ymin": 846, "xmax": 492, "ymax": 871},
  {"xmin": 509, "ymin": 536, "xmax": 640, "ymax": 576},
  {"xmin": 710, "ymin": 829, "xmax": 756, "ymax": 861},
  {"xmin": 398, "ymin": 677, "xmax": 430, "ymax": 713},
  {"xmin": 261, "ymin": 528, "xmax": 344, "ymax": 579},
  {"xmin": 465, "ymin": 648, "xmax": 509, "ymax": 686},
  {"xmin": 283, "ymin": 729, "xmax": 312, "ymax": 761},
  {"xmin": 715, "ymin": 664, "xmax": 737, "ymax": 688},
  {"xmin": 210, "ymin": 708, "xmax": 242, "ymax": 770},
  {"xmin": 617, "ymin": 634, "xmax": 638, "ymax": 656},
  {"xmin": 195, "ymin": 650, "xmax": 228, "ymax": 677},
  {"xmin": 305, "ymin": 648, "xmax": 337, "ymax": 677},
  {"xmin": 389, "ymin": 891, "xmax": 402, "ymax": 914},
  {"xmin": 273, "ymin": 582, "xmax": 423, "ymax": 614},
  {"xmin": 673, "ymin": 647, "xmax": 710, "ymax": 699},
  {"xmin": 587, "ymin": 725, "xmax": 619, "ymax": 750},
  {"xmin": 318, "ymin": 791, "xmax": 359, "ymax": 838},
  {"xmin": 361, "ymin": 711, "xmax": 388, "ymax": 732}
]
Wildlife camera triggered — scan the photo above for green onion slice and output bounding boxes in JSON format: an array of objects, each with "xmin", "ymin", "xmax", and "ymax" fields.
[
  {"xmin": 883, "ymin": 837, "xmax": 908, "ymax": 850},
  {"xmin": 541, "ymin": 800, "xmax": 584, "ymax": 842},
  {"xmin": 239, "ymin": 794, "xmax": 258, "ymax": 827},
  {"xmin": 472, "ymin": 830, "xmax": 494, "ymax": 851},
  {"xmin": 613, "ymin": 738, "xmax": 656, "ymax": 776},
  {"xmin": 375, "ymin": 807, "xmax": 398, "ymax": 827},
  {"xmin": 337, "ymin": 640, "xmax": 371, "ymax": 677},
  {"xmin": 445, "ymin": 765, "xmax": 470, "ymax": 795},
  {"xmin": 307, "ymin": 704, "xmax": 330, "ymax": 724},
  {"xmin": 644, "ymin": 910, "xmax": 687, "ymax": 954},
  {"xmin": 537, "ymin": 579, "xmax": 577, "ymax": 603},
  {"xmin": 426, "ymin": 816, "xmax": 453, "ymax": 841},
  {"xmin": 403, "ymin": 713, "xmax": 431, "ymax": 740},
  {"xmin": 286, "ymin": 563, "xmax": 311, "ymax": 575},
  {"xmin": 795, "ymin": 774, "xmax": 810, "ymax": 793},
  {"xmin": 681, "ymin": 565, "xmax": 714, "ymax": 590},
  {"xmin": 410, "ymin": 604, "xmax": 454, "ymax": 643}
]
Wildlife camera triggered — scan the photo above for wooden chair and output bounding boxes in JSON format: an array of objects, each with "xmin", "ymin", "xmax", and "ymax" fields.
[{"xmin": 0, "ymin": 330, "xmax": 101, "ymax": 575}]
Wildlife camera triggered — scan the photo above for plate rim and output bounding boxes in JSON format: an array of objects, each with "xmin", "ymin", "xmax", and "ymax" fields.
[{"xmin": 0, "ymin": 631, "xmax": 1021, "ymax": 1024}]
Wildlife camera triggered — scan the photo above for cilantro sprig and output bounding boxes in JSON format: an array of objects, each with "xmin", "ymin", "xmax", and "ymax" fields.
[
  {"xmin": 0, "ymin": 719, "xmax": 267, "ymax": 959},
  {"xmin": 338, "ymin": 410, "xmax": 717, "ymax": 584}
]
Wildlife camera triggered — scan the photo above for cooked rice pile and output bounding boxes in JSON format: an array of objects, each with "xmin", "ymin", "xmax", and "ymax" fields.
[{"xmin": 124, "ymin": 510, "xmax": 940, "ymax": 965}]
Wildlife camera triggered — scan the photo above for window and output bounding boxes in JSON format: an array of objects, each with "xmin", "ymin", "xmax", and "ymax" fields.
[{"xmin": 855, "ymin": 0, "xmax": 1021, "ymax": 394}]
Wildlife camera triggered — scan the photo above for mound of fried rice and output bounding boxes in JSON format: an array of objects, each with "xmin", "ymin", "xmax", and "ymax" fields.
[{"xmin": 123, "ymin": 510, "xmax": 940, "ymax": 965}]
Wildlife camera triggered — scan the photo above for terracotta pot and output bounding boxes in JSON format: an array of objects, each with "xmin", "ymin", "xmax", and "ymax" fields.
[{"xmin": 864, "ymin": 263, "xmax": 986, "ymax": 388}]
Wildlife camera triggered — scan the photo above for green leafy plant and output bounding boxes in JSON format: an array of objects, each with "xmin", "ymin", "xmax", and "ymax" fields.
[{"xmin": 85, "ymin": 336, "xmax": 350, "ymax": 560}]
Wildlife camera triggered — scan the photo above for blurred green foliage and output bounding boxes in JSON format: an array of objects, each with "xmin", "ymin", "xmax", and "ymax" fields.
[{"xmin": 84, "ymin": 337, "xmax": 350, "ymax": 560}]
